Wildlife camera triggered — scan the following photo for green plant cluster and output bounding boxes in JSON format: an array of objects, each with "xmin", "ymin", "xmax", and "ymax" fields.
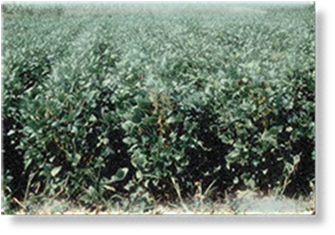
[
  {"xmin": 2, "ymin": 3, "xmax": 315, "ymax": 212},
  {"xmin": 2, "ymin": 3, "xmax": 64, "ymax": 17}
]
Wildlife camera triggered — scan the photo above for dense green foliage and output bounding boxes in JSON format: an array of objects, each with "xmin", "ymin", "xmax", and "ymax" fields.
[
  {"xmin": 2, "ymin": 3, "xmax": 64, "ymax": 16},
  {"xmin": 2, "ymin": 3, "xmax": 315, "ymax": 213}
]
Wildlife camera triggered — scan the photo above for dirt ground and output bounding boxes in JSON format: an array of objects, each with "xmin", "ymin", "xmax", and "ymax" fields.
[{"xmin": 12, "ymin": 190, "xmax": 315, "ymax": 215}]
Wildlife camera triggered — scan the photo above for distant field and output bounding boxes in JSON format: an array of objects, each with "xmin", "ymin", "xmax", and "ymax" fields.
[{"xmin": 2, "ymin": 2, "xmax": 315, "ymax": 215}]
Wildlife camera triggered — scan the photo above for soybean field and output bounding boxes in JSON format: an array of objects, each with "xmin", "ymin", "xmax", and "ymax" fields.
[{"xmin": 1, "ymin": 2, "xmax": 315, "ymax": 214}]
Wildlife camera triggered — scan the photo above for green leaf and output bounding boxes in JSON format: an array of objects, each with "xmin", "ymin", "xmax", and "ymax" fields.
[
  {"xmin": 103, "ymin": 185, "xmax": 116, "ymax": 192},
  {"xmin": 132, "ymin": 108, "xmax": 142, "ymax": 123},
  {"xmin": 73, "ymin": 153, "xmax": 81, "ymax": 166},
  {"xmin": 269, "ymin": 125, "xmax": 283, "ymax": 135},
  {"xmin": 7, "ymin": 129, "xmax": 15, "ymax": 136},
  {"xmin": 136, "ymin": 170, "xmax": 143, "ymax": 180},
  {"xmin": 71, "ymin": 125, "xmax": 78, "ymax": 134},
  {"xmin": 50, "ymin": 166, "xmax": 62, "ymax": 177},
  {"xmin": 121, "ymin": 120, "xmax": 135, "ymax": 132},
  {"xmin": 86, "ymin": 186, "xmax": 97, "ymax": 197},
  {"xmin": 110, "ymin": 167, "xmax": 129, "ymax": 183},
  {"xmin": 166, "ymin": 116, "xmax": 177, "ymax": 124},
  {"xmin": 286, "ymin": 126, "xmax": 293, "ymax": 132},
  {"xmin": 226, "ymin": 149, "xmax": 240, "ymax": 163},
  {"xmin": 89, "ymin": 114, "xmax": 97, "ymax": 123}
]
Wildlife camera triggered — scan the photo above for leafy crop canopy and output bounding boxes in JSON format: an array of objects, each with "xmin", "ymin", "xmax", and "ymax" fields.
[{"xmin": 2, "ymin": 2, "xmax": 315, "ymax": 213}]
